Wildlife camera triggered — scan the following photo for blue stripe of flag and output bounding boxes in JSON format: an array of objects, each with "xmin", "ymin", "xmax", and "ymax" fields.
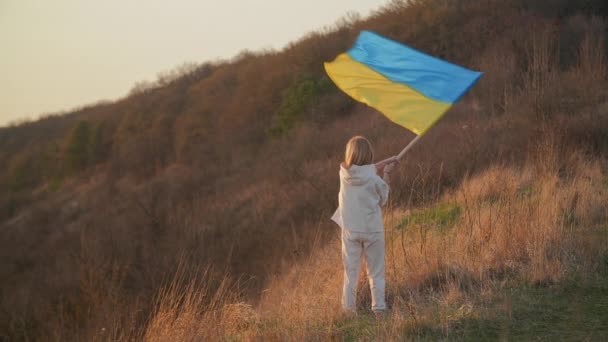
[{"xmin": 346, "ymin": 31, "xmax": 483, "ymax": 104}]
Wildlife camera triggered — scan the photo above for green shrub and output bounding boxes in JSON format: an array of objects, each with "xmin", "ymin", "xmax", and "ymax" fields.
[
  {"xmin": 64, "ymin": 120, "xmax": 106, "ymax": 174},
  {"xmin": 269, "ymin": 77, "xmax": 333, "ymax": 136},
  {"xmin": 87, "ymin": 121, "xmax": 106, "ymax": 164},
  {"xmin": 65, "ymin": 121, "xmax": 91, "ymax": 173},
  {"xmin": 398, "ymin": 203, "xmax": 462, "ymax": 231},
  {"xmin": 7, "ymin": 155, "xmax": 33, "ymax": 192}
]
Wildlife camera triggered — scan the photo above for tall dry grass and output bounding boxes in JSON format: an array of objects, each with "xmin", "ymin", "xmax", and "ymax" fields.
[
  {"xmin": 141, "ymin": 266, "xmax": 242, "ymax": 342},
  {"xmin": 126, "ymin": 142, "xmax": 607, "ymax": 341}
]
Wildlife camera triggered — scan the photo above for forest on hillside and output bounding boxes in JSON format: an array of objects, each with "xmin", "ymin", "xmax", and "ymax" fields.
[{"xmin": 1, "ymin": 0, "xmax": 608, "ymax": 340}]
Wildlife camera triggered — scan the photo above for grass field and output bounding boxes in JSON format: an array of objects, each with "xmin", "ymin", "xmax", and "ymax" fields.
[
  {"xmin": 318, "ymin": 272, "xmax": 608, "ymax": 341},
  {"xmin": 139, "ymin": 160, "xmax": 608, "ymax": 341}
]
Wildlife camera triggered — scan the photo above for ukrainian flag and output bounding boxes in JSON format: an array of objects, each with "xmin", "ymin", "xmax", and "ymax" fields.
[{"xmin": 324, "ymin": 31, "xmax": 483, "ymax": 135}]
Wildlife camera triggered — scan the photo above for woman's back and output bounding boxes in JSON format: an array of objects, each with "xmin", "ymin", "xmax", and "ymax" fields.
[{"xmin": 332, "ymin": 163, "xmax": 388, "ymax": 233}]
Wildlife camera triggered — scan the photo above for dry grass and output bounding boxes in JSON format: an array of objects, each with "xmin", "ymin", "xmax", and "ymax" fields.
[
  {"xmin": 125, "ymin": 146, "xmax": 608, "ymax": 341},
  {"xmin": 142, "ymin": 267, "xmax": 239, "ymax": 341}
]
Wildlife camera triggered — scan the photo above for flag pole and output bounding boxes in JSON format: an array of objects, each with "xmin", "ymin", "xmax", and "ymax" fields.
[
  {"xmin": 375, "ymin": 134, "xmax": 422, "ymax": 169},
  {"xmin": 396, "ymin": 134, "xmax": 422, "ymax": 161}
]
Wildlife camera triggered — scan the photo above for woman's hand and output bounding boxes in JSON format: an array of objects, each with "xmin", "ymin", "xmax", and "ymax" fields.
[
  {"xmin": 381, "ymin": 159, "xmax": 399, "ymax": 183},
  {"xmin": 383, "ymin": 160, "xmax": 399, "ymax": 175},
  {"xmin": 383, "ymin": 162, "xmax": 395, "ymax": 175},
  {"xmin": 375, "ymin": 156, "xmax": 398, "ymax": 173}
]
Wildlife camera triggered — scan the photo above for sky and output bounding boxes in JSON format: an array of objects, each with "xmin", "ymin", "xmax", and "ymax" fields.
[{"xmin": 0, "ymin": 0, "xmax": 388, "ymax": 127}]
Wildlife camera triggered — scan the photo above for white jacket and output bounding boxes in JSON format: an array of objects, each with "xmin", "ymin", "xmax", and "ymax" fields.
[{"xmin": 331, "ymin": 163, "xmax": 389, "ymax": 233}]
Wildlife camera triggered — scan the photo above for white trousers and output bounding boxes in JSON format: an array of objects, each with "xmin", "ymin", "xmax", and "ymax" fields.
[{"xmin": 341, "ymin": 229, "xmax": 386, "ymax": 312}]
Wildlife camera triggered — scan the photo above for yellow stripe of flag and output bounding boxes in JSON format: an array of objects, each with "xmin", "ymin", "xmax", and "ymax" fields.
[{"xmin": 324, "ymin": 54, "xmax": 452, "ymax": 135}]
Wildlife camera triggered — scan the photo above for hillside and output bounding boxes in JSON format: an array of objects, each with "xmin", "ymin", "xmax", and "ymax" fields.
[{"xmin": 1, "ymin": 0, "xmax": 608, "ymax": 340}]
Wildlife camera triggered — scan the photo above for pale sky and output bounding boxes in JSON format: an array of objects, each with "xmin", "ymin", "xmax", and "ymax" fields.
[{"xmin": 0, "ymin": 0, "xmax": 388, "ymax": 127}]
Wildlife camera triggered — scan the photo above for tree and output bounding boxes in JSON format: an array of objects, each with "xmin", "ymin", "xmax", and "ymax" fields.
[
  {"xmin": 269, "ymin": 77, "xmax": 333, "ymax": 136},
  {"xmin": 65, "ymin": 121, "xmax": 91, "ymax": 173},
  {"xmin": 87, "ymin": 121, "xmax": 106, "ymax": 165}
]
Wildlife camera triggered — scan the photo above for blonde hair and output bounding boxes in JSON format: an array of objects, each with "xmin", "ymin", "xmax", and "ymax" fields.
[{"xmin": 344, "ymin": 136, "xmax": 374, "ymax": 168}]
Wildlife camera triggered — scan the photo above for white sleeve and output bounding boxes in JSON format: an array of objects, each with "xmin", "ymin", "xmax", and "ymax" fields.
[{"xmin": 375, "ymin": 177, "xmax": 389, "ymax": 206}]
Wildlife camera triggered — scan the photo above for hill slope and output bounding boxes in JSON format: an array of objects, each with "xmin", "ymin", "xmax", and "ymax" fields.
[{"xmin": 1, "ymin": 0, "xmax": 608, "ymax": 340}]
